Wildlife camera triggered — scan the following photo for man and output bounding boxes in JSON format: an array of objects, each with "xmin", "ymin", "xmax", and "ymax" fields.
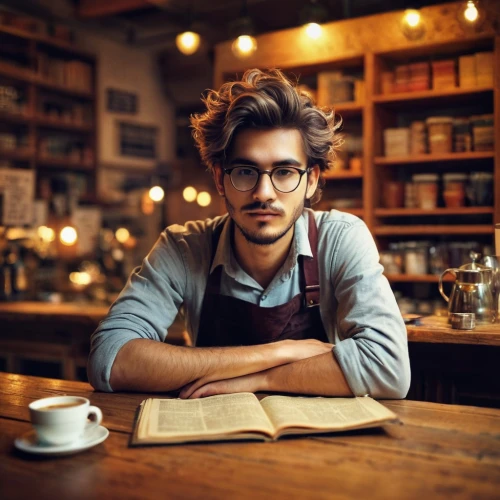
[{"xmin": 88, "ymin": 69, "xmax": 410, "ymax": 399}]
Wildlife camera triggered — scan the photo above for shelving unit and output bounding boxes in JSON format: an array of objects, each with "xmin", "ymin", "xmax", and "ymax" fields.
[
  {"xmin": 0, "ymin": 25, "xmax": 97, "ymax": 200},
  {"xmin": 213, "ymin": 2, "xmax": 499, "ymax": 300}
]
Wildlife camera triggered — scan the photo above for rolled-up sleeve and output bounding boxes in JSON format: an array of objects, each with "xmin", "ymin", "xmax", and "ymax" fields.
[
  {"xmin": 87, "ymin": 229, "xmax": 188, "ymax": 392},
  {"xmin": 329, "ymin": 221, "xmax": 410, "ymax": 399}
]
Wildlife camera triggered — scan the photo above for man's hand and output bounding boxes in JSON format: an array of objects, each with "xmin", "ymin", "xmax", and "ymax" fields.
[
  {"xmin": 178, "ymin": 339, "xmax": 333, "ymax": 398},
  {"xmin": 180, "ymin": 370, "xmax": 267, "ymax": 399}
]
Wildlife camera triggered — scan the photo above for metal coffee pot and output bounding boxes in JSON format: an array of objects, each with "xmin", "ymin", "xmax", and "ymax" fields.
[
  {"xmin": 483, "ymin": 255, "xmax": 500, "ymax": 321},
  {"xmin": 439, "ymin": 267, "xmax": 496, "ymax": 324}
]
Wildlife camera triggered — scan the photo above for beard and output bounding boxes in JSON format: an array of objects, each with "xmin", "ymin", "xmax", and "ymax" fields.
[{"xmin": 225, "ymin": 197, "xmax": 306, "ymax": 246}]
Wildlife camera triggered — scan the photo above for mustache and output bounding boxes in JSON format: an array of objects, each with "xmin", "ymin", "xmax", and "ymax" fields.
[{"xmin": 241, "ymin": 202, "xmax": 284, "ymax": 214}]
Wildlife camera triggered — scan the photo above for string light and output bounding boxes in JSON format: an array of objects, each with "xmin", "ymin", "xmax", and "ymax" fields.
[
  {"xmin": 197, "ymin": 191, "xmax": 211, "ymax": 207},
  {"xmin": 115, "ymin": 228, "xmax": 130, "ymax": 244},
  {"xmin": 183, "ymin": 186, "xmax": 198, "ymax": 202},
  {"xmin": 232, "ymin": 35, "xmax": 257, "ymax": 58},
  {"xmin": 464, "ymin": 1, "xmax": 479, "ymax": 22},
  {"xmin": 149, "ymin": 186, "xmax": 164, "ymax": 202},
  {"xmin": 59, "ymin": 226, "xmax": 77, "ymax": 246},
  {"xmin": 175, "ymin": 31, "xmax": 201, "ymax": 55}
]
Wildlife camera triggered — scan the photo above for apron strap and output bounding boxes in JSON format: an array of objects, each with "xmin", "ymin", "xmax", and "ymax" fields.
[{"xmin": 302, "ymin": 210, "xmax": 320, "ymax": 308}]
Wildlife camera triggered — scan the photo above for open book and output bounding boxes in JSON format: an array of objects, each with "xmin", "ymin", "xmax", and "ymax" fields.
[{"xmin": 131, "ymin": 393, "xmax": 398, "ymax": 445}]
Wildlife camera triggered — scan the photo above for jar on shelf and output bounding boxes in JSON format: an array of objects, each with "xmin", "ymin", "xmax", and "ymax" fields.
[
  {"xmin": 452, "ymin": 118, "xmax": 471, "ymax": 152},
  {"xmin": 467, "ymin": 171, "xmax": 494, "ymax": 206},
  {"xmin": 471, "ymin": 114, "xmax": 494, "ymax": 152},
  {"xmin": 382, "ymin": 180, "xmax": 404, "ymax": 208},
  {"xmin": 426, "ymin": 116, "xmax": 453, "ymax": 154},
  {"xmin": 442, "ymin": 172, "xmax": 467, "ymax": 207},
  {"xmin": 412, "ymin": 173, "xmax": 439, "ymax": 209},
  {"xmin": 410, "ymin": 121, "xmax": 427, "ymax": 154},
  {"xmin": 404, "ymin": 241, "xmax": 429, "ymax": 275}
]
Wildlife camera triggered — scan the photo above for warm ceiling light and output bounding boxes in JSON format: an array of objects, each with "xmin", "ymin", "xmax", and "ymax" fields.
[
  {"xmin": 149, "ymin": 185, "xmax": 164, "ymax": 202},
  {"xmin": 304, "ymin": 22, "xmax": 322, "ymax": 39},
  {"xmin": 230, "ymin": 0, "xmax": 257, "ymax": 59},
  {"xmin": 59, "ymin": 226, "xmax": 77, "ymax": 246},
  {"xmin": 69, "ymin": 272, "xmax": 91, "ymax": 286},
  {"xmin": 464, "ymin": 0, "xmax": 479, "ymax": 22},
  {"xmin": 38, "ymin": 225, "xmax": 55, "ymax": 242},
  {"xmin": 197, "ymin": 191, "xmax": 211, "ymax": 207},
  {"xmin": 115, "ymin": 227, "xmax": 130, "ymax": 244},
  {"xmin": 232, "ymin": 35, "xmax": 257, "ymax": 58},
  {"xmin": 183, "ymin": 186, "xmax": 198, "ymax": 202},
  {"xmin": 175, "ymin": 31, "xmax": 201, "ymax": 55},
  {"xmin": 401, "ymin": 9, "xmax": 425, "ymax": 40}
]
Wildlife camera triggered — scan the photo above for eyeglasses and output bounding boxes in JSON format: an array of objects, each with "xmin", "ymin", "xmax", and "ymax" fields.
[{"xmin": 223, "ymin": 166, "xmax": 311, "ymax": 193}]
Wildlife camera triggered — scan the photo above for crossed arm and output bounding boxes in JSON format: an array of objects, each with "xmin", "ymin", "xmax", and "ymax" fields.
[{"xmin": 109, "ymin": 338, "xmax": 353, "ymax": 398}]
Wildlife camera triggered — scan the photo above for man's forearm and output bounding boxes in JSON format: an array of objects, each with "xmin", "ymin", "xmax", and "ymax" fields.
[
  {"xmin": 107, "ymin": 338, "xmax": 333, "ymax": 392},
  {"xmin": 264, "ymin": 351, "xmax": 353, "ymax": 396},
  {"xmin": 183, "ymin": 350, "xmax": 353, "ymax": 398}
]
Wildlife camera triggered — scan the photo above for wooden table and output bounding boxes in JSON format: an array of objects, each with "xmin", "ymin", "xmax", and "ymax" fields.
[{"xmin": 0, "ymin": 373, "xmax": 499, "ymax": 499}]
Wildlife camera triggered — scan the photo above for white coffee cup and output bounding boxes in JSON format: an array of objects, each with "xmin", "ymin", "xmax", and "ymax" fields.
[{"xmin": 29, "ymin": 396, "xmax": 103, "ymax": 446}]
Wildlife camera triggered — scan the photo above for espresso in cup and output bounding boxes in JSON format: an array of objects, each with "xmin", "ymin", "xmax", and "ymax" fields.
[{"xmin": 29, "ymin": 396, "xmax": 103, "ymax": 446}]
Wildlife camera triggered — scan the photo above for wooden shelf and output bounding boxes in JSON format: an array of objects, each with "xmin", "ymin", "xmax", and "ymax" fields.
[
  {"xmin": 37, "ymin": 157, "xmax": 94, "ymax": 171},
  {"xmin": 374, "ymin": 151, "xmax": 494, "ymax": 165},
  {"xmin": 373, "ymin": 86, "xmax": 493, "ymax": 106},
  {"xmin": 0, "ymin": 25, "xmax": 95, "ymax": 60},
  {"xmin": 333, "ymin": 102, "xmax": 364, "ymax": 117},
  {"xmin": 385, "ymin": 274, "xmax": 454, "ymax": 283},
  {"xmin": 0, "ymin": 61, "xmax": 36, "ymax": 84},
  {"xmin": 324, "ymin": 170, "xmax": 363, "ymax": 179},
  {"xmin": 375, "ymin": 207, "xmax": 494, "ymax": 217},
  {"xmin": 375, "ymin": 225, "xmax": 493, "ymax": 236},
  {"xmin": 34, "ymin": 116, "xmax": 93, "ymax": 133},
  {"xmin": 0, "ymin": 111, "xmax": 31, "ymax": 125},
  {"xmin": 36, "ymin": 79, "xmax": 94, "ymax": 100},
  {"xmin": 0, "ymin": 148, "xmax": 34, "ymax": 161}
]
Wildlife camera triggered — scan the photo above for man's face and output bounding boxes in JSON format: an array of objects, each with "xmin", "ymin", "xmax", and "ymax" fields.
[{"xmin": 214, "ymin": 128, "xmax": 319, "ymax": 246}]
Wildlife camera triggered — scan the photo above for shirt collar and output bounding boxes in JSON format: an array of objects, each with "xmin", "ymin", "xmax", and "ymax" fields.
[{"xmin": 210, "ymin": 210, "xmax": 313, "ymax": 278}]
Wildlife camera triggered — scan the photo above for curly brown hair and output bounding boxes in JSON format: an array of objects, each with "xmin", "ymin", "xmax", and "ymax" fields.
[{"xmin": 190, "ymin": 68, "xmax": 342, "ymax": 204}]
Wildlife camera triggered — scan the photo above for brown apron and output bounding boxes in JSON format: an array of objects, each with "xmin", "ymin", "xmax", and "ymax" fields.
[{"xmin": 196, "ymin": 211, "xmax": 328, "ymax": 347}]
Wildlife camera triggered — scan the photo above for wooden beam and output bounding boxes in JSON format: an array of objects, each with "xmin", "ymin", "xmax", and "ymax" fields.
[{"xmin": 77, "ymin": 0, "xmax": 150, "ymax": 18}]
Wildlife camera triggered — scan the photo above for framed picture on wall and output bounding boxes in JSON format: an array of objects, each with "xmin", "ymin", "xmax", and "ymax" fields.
[
  {"xmin": 107, "ymin": 88, "xmax": 138, "ymax": 114},
  {"xmin": 118, "ymin": 121, "xmax": 157, "ymax": 159}
]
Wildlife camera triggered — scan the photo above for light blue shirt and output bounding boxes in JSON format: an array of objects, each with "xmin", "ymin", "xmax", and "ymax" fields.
[{"xmin": 88, "ymin": 209, "xmax": 410, "ymax": 397}]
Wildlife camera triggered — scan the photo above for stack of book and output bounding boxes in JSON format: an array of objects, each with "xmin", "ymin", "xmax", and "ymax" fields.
[{"xmin": 432, "ymin": 60, "xmax": 456, "ymax": 90}]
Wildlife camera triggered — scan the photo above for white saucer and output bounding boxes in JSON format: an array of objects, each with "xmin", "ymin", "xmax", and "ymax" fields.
[{"xmin": 14, "ymin": 425, "xmax": 109, "ymax": 456}]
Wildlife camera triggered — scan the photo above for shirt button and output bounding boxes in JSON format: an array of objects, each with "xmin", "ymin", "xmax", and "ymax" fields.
[{"xmin": 262, "ymin": 295, "xmax": 267, "ymax": 301}]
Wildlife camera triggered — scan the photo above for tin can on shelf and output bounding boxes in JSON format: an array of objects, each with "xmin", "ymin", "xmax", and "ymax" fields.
[
  {"xmin": 426, "ymin": 116, "xmax": 453, "ymax": 154},
  {"xmin": 412, "ymin": 173, "xmax": 439, "ymax": 209}
]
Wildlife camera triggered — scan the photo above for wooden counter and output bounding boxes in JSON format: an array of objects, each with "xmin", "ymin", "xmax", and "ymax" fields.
[
  {"xmin": 407, "ymin": 315, "xmax": 500, "ymax": 347},
  {"xmin": 1, "ymin": 372, "xmax": 500, "ymax": 500},
  {"xmin": 0, "ymin": 301, "xmax": 188, "ymax": 381}
]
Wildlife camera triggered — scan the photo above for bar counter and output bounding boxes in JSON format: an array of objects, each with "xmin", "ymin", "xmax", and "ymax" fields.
[
  {"xmin": 1, "ymin": 372, "xmax": 499, "ymax": 499},
  {"xmin": 1, "ymin": 303, "xmax": 498, "ymax": 407}
]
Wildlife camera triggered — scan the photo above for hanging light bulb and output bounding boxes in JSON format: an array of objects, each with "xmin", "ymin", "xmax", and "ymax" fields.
[
  {"xmin": 175, "ymin": 31, "xmax": 201, "ymax": 56},
  {"xmin": 197, "ymin": 191, "xmax": 212, "ymax": 207},
  {"xmin": 300, "ymin": 0, "xmax": 328, "ymax": 39},
  {"xmin": 230, "ymin": 0, "xmax": 257, "ymax": 59},
  {"xmin": 175, "ymin": 2, "xmax": 201, "ymax": 56},
  {"xmin": 149, "ymin": 185, "xmax": 164, "ymax": 202},
  {"xmin": 183, "ymin": 186, "xmax": 198, "ymax": 202},
  {"xmin": 59, "ymin": 226, "xmax": 78, "ymax": 246},
  {"xmin": 400, "ymin": 9, "xmax": 425, "ymax": 40},
  {"xmin": 457, "ymin": 0, "xmax": 486, "ymax": 32},
  {"xmin": 232, "ymin": 35, "xmax": 257, "ymax": 58}
]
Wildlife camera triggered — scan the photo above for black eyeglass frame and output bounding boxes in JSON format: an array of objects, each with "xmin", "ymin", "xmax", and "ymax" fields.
[{"xmin": 223, "ymin": 166, "xmax": 312, "ymax": 193}]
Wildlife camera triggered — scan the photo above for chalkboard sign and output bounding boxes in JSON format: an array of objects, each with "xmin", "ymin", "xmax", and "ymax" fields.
[
  {"xmin": 107, "ymin": 88, "xmax": 138, "ymax": 114},
  {"xmin": 118, "ymin": 121, "xmax": 157, "ymax": 159}
]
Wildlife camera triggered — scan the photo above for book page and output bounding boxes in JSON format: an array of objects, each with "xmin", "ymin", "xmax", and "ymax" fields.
[
  {"xmin": 260, "ymin": 396, "xmax": 397, "ymax": 434},
  {"xmin": 142, "ymin": 393, "xmax": 275, "ymax": 439}
]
